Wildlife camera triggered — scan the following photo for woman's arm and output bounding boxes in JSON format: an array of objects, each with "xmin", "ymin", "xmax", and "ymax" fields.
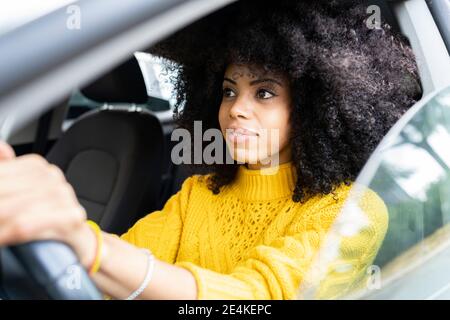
[
  {"xmin": 70, "ymin": 225, "xmax": 197, "ymax": 299},
  {"xmin": 93, "ymin": 232, "xmax": 197, "ymax": 299},
  {"xmin": 0, "ymin": 141, "xmax": 198, "ymax": 300}
]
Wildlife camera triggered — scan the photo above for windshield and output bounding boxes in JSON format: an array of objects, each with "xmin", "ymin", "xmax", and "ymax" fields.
[
  {"xmin": 0, "ymin": 0, "xmax": 77, "ymax": 36},
  {"xmin": 298, "ymin": 86, "xmax": 450, "ymax": 299}
]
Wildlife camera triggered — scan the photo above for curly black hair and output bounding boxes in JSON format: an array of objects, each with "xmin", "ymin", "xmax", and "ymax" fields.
[{"xmin": 149, "ymin": 0, "xmax": 422, "ymax": 202}]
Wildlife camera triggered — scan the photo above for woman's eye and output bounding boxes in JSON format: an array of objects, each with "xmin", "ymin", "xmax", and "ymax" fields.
[
  {"xmin": 223, "ymin": 88, "xmax": 236, "ymax": 98},
  {"xmin": 257, "ymin": 89, "xmax": 275, "ymax": 99}
]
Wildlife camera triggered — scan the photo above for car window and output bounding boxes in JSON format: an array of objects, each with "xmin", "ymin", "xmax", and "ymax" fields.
[
  {"xmin": 297, "ymin": 86, "xmax": 450, "ymax": 299},
  {"xmin": 134, "ymin": 52, "xmax": 178, "ymax": 107},
  {"xmin": 66, "ymin": 52, "xmax": 178, "ymax": 121}
]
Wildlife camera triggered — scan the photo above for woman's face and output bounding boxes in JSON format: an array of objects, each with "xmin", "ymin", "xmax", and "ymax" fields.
[{"xmin": 218, "ymin": 63, "xmax": 292, "ymax": 169}]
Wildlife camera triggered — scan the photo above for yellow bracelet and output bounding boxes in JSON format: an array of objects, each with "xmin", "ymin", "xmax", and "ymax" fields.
[{"xmin": 86, "ymin": 220, "xmax": 103, "ymax": 276}]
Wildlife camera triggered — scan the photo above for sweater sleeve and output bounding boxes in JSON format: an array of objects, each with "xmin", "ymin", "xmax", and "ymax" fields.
[
  {"xmin": 120, "ymin": 175, "xmax": 196, "ymax": 264},
  {"xmin": 175, "ymin": 188, "xmax": 388, "ymax": 300}
]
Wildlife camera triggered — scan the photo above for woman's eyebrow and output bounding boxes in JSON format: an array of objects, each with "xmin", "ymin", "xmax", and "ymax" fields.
[
  {"xmin": 223, "ymin": 77, "xmax": 283, "ymax": 87},
  {"xmin": 223, "ymin": 77, "xmax": 237, "ymax": 84},
  {"xmin": 250, "ymin": 78, "xmax": 283, "ymax": 87}
]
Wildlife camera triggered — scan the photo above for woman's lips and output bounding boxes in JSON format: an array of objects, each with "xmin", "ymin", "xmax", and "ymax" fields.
[{"xmin": 226, "ymin": 127, "xmax": 259, "ymax": 144}]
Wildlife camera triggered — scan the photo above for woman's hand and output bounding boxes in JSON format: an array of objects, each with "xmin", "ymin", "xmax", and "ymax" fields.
[{"xmin": 0, "ymin": 140, "xmax": 96, "ymax": 268}]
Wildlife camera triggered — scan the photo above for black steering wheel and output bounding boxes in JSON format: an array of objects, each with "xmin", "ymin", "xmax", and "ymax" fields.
[{"xmin": 0, "ymin": 241, "xmax": 102, "ymax": 300}]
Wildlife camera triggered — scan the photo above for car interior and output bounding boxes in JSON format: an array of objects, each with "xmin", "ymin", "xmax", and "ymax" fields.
[{"xmin": 0, "ymin": 0, "xmax": 449, "ymax": 300}]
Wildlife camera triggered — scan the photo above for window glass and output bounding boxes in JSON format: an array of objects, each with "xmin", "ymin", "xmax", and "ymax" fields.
[
  {"xmin": 66, "ymin": 52, "xmax": 180, "ymax": 120},
  {"xmin": 299, "ymin": 86, "xmax": 450, "ymax": 299}
]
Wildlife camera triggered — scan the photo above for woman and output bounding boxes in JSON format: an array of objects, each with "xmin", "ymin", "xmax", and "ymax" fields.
[{"xmin": 0, "ymin": 1, "xmax": 421, "ymax": 299}]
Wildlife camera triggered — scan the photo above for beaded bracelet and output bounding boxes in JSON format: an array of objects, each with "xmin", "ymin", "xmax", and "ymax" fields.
[{"xmin": 126, "ymin": 249, "xmax": 155, "ymax": 300}]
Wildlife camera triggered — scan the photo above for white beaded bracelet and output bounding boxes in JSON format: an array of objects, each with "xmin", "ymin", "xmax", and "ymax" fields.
[{"xmin": 126, "ymin": 249, "xmax": 155, "ymax": 300}]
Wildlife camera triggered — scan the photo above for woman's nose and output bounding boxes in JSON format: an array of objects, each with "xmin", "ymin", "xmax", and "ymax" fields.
[{"xmin": 229, "ymin": 98, "xmax": 251, "ymax": 119}]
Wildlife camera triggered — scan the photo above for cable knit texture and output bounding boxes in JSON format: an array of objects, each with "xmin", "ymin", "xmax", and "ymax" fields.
[{"xmin": 120, "ymin": 162, "xmax": 388, "ymax": 299}]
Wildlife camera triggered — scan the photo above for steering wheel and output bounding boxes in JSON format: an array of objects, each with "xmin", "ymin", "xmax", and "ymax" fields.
[{"xmin": 0, "ymin": 241, "xmax": 102, "ymax": 300}]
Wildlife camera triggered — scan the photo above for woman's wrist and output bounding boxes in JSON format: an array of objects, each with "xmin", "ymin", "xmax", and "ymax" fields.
[{"xmin": 63, "ymin": 222, "xmax": 98, "ymax": 269}]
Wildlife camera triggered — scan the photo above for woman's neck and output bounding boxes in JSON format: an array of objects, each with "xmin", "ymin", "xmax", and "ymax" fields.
[{"xmin": 245, "ymin": 147, "xmax": 292, "ymax": 170}]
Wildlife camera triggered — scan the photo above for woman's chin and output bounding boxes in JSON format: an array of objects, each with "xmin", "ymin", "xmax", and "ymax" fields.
[{"xmin": 230, "ymin": 150, "xmax": 274, "ymax": 166}]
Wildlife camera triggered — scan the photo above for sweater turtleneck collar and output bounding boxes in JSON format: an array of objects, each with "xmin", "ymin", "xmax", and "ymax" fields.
[{"xmin": 229, "ymin": 161, "xmax": 297, "ymax": 201}]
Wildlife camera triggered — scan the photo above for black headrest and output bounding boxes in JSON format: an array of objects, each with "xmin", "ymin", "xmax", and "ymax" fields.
[{"xmin": 81, "ymin": 58, "xmax": 148, "ymax": 104}]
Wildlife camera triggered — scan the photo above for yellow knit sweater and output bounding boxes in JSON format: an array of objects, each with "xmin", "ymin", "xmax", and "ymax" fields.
[{"xmin": 120, "ymin": 162, "xmax": 388, "ymax": 300}]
